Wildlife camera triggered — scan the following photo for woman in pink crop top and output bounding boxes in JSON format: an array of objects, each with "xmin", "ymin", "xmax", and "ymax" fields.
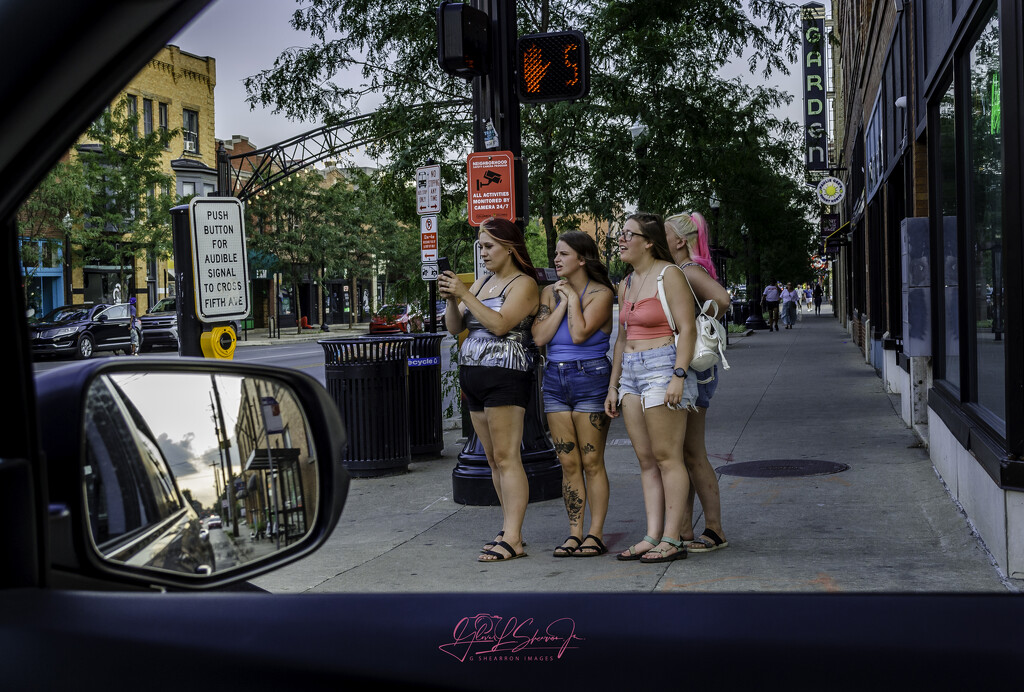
[{"xmin": 604, "ymin": 213, "xmax": 697, "ymax": 563}]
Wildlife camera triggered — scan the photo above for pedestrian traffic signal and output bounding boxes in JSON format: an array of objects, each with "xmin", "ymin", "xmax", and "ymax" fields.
[
  {"xmin": 516, "ymin": 31, "xmax": 589, "ymax": 104},
  {"xmin": 436, "ymin": 2, "xmax": 491, "ymax": 79}
]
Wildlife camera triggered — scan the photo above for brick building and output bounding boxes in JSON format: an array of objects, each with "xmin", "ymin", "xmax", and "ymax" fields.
[{"xmin": 22, "ymin": 45, "xmax": 218, "ymax": 314}]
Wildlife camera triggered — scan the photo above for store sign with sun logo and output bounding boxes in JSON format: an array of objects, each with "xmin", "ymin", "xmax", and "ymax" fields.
[{"xmin": 816, "ymin": 176, "xmax": 846, "ymax": 205}]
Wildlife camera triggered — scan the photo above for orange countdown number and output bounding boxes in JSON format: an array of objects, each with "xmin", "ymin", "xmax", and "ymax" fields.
[{"xmin": 517, "ymin": 31, "xmax": 589, "ymax": 104}]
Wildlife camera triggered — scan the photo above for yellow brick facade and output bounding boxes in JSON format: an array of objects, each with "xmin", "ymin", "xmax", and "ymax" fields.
[{"xmin": 69, "ymin": 45, "xmax": 217, "ymax": 313}]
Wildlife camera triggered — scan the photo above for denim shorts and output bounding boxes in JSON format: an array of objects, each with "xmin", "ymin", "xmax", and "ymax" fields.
[
  {"xmin": 693, "ymin": 365, "xmax": 717, "ymax": 409},
  {"xmin": 543, "ymin": 357, "xmax": 611, "ymax": 413},
  {"xmin": 618, "ymin": 344, "xmax": 698, "ymax": 411}
]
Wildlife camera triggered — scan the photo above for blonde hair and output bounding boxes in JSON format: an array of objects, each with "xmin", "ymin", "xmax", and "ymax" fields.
[{"xmin": 665, "ymin": 211, "xmax": 716, "ymax": 279}]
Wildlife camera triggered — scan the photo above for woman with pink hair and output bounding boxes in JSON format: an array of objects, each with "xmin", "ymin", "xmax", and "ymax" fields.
[{"xmin": 663, "ymin": 211, "xmax": 731, "ymax": 553}]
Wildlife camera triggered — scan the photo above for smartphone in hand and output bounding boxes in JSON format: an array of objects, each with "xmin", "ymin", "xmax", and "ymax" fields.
[{"xmin": 437, "ymin": 257, "xmax": 451, "ymax": 274}]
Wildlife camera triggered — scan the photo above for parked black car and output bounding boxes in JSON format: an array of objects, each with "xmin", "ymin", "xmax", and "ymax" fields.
[
  {"xmin": 139, "ymin": 296, "xmax": 240, "ymax": 351},
  {"xmin": 139, "ymin": 296, "xmax": 178, "ymax": 352},
  {"xmin": 30, "ymin": 303, "xmax": 132, "ymax": 359}
]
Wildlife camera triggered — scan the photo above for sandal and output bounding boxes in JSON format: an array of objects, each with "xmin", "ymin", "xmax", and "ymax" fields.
[
  {"xmin": 616, "ymin": 535, "xmax": 658, "ymax": 561},
  {"xmin": 481, "ymin": 530, "xmax": 505, "ymax": 553},
  {"xmin": 482, "ymin": 532, "xmax": 527, "ymax": 553},
  {"xmin": 573, "ymin": 534, "xmax": 608, "ymax": 557},
  {"xmin": 553, "ymin": 535, "xmax": 583, "ymax": 558},
  {"xmin": 686, "ymin": 528, "xmax": 729, "ymax": 553},
  {"xmin": 640, "ymin": 536, "xmax": 687, "ymax": 563},
  {"xmin": 478, "ymin": 540, "xmax": 527, "ymax": 562}
]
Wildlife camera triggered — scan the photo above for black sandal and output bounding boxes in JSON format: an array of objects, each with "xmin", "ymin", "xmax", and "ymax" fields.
[
  {"xmin": 479, "ymin": 540, "xmax": 528, "ymax": 562},
  {"xmin": 481, "ymin": 530, "xmax": 505, "ymax": 553},
  {"xmin": 573, "ymin": 534, "xmax": 608, "ymax": 557},
  {"xmin": 553, "ymin": 535, "xmax": 583, "ymax": 557}
]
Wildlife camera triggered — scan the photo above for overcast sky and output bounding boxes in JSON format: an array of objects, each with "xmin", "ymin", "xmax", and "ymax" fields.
[{"xmin": 172, "ymin": 0, "xmax": 810, "ymax": 162}]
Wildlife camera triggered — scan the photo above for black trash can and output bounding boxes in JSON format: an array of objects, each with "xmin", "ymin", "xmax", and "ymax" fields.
[
  {"xmin": 408, "ymin": 333, "xmax": 445, "ymax": 457},
  {"xmin": 732, "ymin": 301, "xmax": 749, "ymax": 327},
  {"xmin": 320, "ymin": 336, "xmax": 413, "ymax": 477}
]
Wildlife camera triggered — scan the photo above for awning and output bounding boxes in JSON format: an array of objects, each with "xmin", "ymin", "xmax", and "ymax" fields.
[{"xmin": 245, "ymin": 447, "xmax": 302, "ymax": 470}]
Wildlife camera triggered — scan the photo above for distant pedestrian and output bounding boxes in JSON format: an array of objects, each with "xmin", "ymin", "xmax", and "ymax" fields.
[
  {"xmin": 665, "ymin": 212, "xmax": 730, "ymax": 553},
  {"xmin": 533, "ymin": 231, "xmax": 614, "ymax": 558},
  {"xmin": 438, "ymin": 217, "xmax": 540, "ymax": 562},
  {"xmin": 781, "ymin": 282, "xmax": 799, "ymax": 329},
  {"xmin": 762, "ymin": 281, "xmax": 780, "ymax": 331},
  {"xmin": 813, "ymin": 282, "xmax": 824, "ymax": 315},
  {"xmin": 129, "ymin": 297, "xmax": 142, "ymax": 355}
]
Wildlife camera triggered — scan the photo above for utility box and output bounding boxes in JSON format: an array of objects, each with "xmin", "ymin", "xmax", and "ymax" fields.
[{"xmin": 901, "ymin": 217, "xmax": 931, "ymax": 357}]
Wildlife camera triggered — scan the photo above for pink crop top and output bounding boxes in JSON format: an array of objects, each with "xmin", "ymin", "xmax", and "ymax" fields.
[{"xmin": 619, "ymin": 296, "xmax": 674, "ymax": 340}]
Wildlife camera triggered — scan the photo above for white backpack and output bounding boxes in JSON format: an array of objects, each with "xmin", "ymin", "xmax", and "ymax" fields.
[{"xmin": 657, "ymin": 264, "xmax": 729, "ymax": 372}]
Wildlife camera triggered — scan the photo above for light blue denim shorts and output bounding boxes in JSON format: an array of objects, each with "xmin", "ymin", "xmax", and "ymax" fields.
[{"xmin": 618, "ymin": 344, "xmax": 698, "ymax": 411}]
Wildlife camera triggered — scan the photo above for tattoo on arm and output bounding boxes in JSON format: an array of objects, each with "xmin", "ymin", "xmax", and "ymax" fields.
[{"xmin": 536, "ymin": 304, "xmax": 552, "ymax": 322}]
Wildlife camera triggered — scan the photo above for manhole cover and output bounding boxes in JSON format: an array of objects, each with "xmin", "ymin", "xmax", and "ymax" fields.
[{"xmin": 717, "ymin": 459, "xmax": 849, "ymax": 478}]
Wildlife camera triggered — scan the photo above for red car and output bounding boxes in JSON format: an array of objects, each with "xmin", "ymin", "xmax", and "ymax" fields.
[{"xmin": 368, "ymin": 304, "xmax": 422, "ymax": 334}]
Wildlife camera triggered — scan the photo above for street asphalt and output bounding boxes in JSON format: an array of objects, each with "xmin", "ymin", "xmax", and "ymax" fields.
[{"xmin": 250, "ymin": 304, "xmax": 1020, "ymax": 594}]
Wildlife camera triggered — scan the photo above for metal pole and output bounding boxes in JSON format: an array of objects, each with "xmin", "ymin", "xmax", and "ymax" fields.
[
  {"xmin": 210, "ymin": 375, "xmax": 239, "ymax": 538},
  {"xmin": 256, "ymin": 382, "xmax": 281, "ymax": 550},
  {"xmin": 170, "ymin": 205, "xmax": 203, "ymax": 356}
]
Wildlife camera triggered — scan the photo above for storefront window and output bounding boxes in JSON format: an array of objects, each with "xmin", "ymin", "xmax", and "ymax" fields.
[
  {"xmin": 938, "ymin": 80, "xmax": 959, "ymax": 390},
  {"xmin": 968, "ymin": 9, "xmax": 1003, "ymax": 425}
]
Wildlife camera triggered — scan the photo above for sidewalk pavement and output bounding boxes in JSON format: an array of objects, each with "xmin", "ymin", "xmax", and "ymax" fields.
[
  {"xmin": 234, "ymin": 323, "xmax": 371, "ymax": 348},
  {"xmin": 253, "ymin": 303, "xmax": 1019, "ymax": 594}
]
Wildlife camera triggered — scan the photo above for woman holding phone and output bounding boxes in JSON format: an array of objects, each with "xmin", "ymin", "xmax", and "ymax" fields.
[{"xmin": 437, "ymin": 218, "xmax": 540, "ymax": 562}]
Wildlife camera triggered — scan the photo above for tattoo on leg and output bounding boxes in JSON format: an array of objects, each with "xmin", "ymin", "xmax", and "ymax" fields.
[
  {"xmin": 563, "ymin": 482, "xmax": 584, "ymax": 524},
  {"xmin": 589, "ymin": 412, "xmax": 609, "ymax": 430},
  {"xmin": 582, "ymin": 442, "xmax": 596, "ymax": 454},
  {"xmin": 553, "ymin": 438, "xmax": 576, "ymax": 455}
]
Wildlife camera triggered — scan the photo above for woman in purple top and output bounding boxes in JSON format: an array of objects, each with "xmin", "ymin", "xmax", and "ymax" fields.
[{"xmin": 532, "ymin": 231, "xmax": 614, "ymax": 557}]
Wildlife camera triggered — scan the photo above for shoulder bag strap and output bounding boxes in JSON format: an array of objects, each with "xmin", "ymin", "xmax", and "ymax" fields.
[{"xmin": 656, "ymin": 265, "xmax": 684, "ymax": 333}]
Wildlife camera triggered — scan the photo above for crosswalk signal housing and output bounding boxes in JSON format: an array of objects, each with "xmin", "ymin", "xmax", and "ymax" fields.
[
  {"xmin": 437, "ymin": 2, "xmax": 491, "ymax": 79},
  {"xmin": 517, "ymin": 31, "xmax": 589, "ymax": 104}
]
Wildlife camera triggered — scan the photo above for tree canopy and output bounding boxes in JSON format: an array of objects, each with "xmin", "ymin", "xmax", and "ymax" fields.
[
  {"xmin": 76, "ymin": 96, "xmax": 178, "ymax": 292},
  {"xmin": 245, "ymin": 0, "xmax": 814, "ymax": 279}
]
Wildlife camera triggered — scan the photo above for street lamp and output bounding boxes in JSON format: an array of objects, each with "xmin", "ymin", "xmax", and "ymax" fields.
[
  {"xmin": 630, "ymin": 120, "xmax": 649, "ymax": 211},
  {"xmin": 708, "ymin": 191, "xmax": 722, "ymax": 286}
]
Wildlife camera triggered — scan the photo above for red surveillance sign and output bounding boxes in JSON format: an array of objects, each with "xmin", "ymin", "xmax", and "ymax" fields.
[{"xmin": 466, "ymin": 151, "xmax": 516, "ymax": 226}]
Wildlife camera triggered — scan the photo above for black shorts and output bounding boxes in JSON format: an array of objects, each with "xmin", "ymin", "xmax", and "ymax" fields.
[{"xmin": 460, "ymin": 365, "xmax": 533, "ymax": 411}]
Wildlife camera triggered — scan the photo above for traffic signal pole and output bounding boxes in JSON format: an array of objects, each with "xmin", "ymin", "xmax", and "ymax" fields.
[
  {"xmin": 471, "ymin": 0, "xmax": 528, "ymax": 224},
  {"xmin": 449, "ymin": 1, "xmax": 559, "ymax": 506}
]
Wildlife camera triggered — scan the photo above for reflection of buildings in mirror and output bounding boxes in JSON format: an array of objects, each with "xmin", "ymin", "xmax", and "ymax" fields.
[{"xmin": 234, "ymin": 377, "xmax": 316, "ymax": 552}]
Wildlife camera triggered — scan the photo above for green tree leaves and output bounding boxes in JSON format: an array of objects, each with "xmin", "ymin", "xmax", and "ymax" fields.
[
  {"xmin": 77, "ymin": 96, "xmax": 178, "ymax": 290},
  {"xmin": 245, "ymin": 0, "xmax": 814, "ymax": 278}
]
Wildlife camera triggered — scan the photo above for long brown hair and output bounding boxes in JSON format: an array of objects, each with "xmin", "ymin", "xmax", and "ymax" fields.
[
  {"xmin": 558, "ymin": 230, "xmax": 613, "ymax": 290},
  {"xmin": 480, "ymin": 217, "xmax": 536, "ymax": 278},
  {"xmin": 627, "ymin": 212, "xmax": 673, "ymax": 263}
]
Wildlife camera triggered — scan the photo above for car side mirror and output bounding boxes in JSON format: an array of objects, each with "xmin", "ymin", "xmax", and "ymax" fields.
[
  {"xmin": 96, "ymin": 314, "xmax": 107, "ymax": 322},
  {"xmin": 35, "ymin": 359, "xmax": 349, "ymax": 590}
]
